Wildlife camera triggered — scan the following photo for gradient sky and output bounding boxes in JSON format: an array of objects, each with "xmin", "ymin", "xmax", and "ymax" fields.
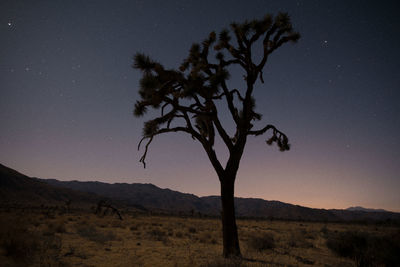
[{"xmin": 1, "ymin": 0, "xmax": 399, "ymax": 212}]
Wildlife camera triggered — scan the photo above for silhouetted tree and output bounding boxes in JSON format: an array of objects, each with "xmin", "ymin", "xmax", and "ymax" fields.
[{"xmin": 133, "ymin": 13, "xmax": 299, "ymax": 257}]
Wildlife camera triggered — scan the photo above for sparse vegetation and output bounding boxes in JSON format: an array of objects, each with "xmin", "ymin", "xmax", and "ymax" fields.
[
  {"xmin": 288, "ymin": 230, "xmax": 314, "ymax": 248},
  {"xmin": 202, "ymin": 256, "xmax": 243, "ymax": 267},
  {"xmin": 0, "ymin": 220, "xmax": 40, "ymax": 263},
  {"xmin": 326, "ymin": 229, "xmax": 400, "ymax": 266},
  {"xmin": 75, "ymin": 224, "xmax": 118, "ymax": 244},
  {"xmin": 0, "ymin": 210, "xmax": 398, "ymax": 266},
  {"xmin": 0, "ymin": 216, "xmax": 64, "ymax": 266},
  {"xmin": 46, "ymin": 219, "xmax": 67, "ymax": 234}
]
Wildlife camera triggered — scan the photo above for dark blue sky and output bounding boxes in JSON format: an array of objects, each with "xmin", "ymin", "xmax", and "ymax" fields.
[{"xmin": 1, "ymin": 0, "xmax": 399, "ymax": 211}]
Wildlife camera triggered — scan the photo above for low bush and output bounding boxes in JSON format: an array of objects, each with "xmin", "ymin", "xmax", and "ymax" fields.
[
  {"xmin": 288, "ymin": 231, "xmax": 314, "ymax": 248},
  {"xmin": 326, "ymin": 230, "xmax": 400, "ymax": 267},
  {"xmin": 0, "ymin": 218, "xmax": 63, "ymax": 265},
  {"xmin": 129, "ymin": 224, "xmax": 138, "ymax": 231},
  {"xmin": 247, "ymin": 232, "xmax": 275, "ymax": 252},
  {"xmin": 147, "ymin": 229, "xmax": 168, "ymax": 242},
  {"xmin": 202, "ymin": 256, "xmax": 242, "ymax": 267},
  {"xmin": 46, "ymin": 219, "xmax": 67, "ymax": 234},
  {"xmin": 1, "ymin": 224, "xmax": 40, "ymax": 262},
  {"xmin": 320, "ymin": 225, "xmax": 328, "ymax": 235}
]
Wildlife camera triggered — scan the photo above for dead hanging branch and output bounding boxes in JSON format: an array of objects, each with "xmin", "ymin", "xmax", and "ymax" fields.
[
  {"xmin": 95, "ymin": 200, "xmax": 123, "ymax": 220},
  {"xmin": 138, "ymin": 136, "xmax": 153, "ymax": 169},
  {"xmin": 138, "ymin": 126, "xmax": 201, "ymax": 168}
]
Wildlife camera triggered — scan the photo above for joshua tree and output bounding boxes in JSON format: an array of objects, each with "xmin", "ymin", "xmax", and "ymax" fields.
[{"xmin": 133, "ymin": 12, "xmax": 300, "ymax": 257}]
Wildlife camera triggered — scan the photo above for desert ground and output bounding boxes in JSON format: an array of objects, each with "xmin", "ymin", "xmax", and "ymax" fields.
[{"xmin": 0, "ymin": 208, "xmax": 399, "ymax": 266}]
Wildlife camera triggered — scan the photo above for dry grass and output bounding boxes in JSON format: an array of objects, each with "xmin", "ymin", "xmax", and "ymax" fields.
[{"xmin": 0, "ymin": 210, "xmax": 398, "ymax": 266}]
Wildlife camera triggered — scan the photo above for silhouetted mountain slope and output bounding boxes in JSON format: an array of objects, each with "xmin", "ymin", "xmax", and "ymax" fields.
[
  {"xmin": 0, "ymin": 164, "xmax": 100, "ymax": 208},
  {"xmin": 40, "ymin": 179, "xmax": 210, "ymax": 213},
  {"xmin": 1, "ymin": 164, "xmax": 399, "ymax": 221},
  {"xmin": 346, "ymin": 206, "xmax": 387, "ymax": 212},
  {"xmin": 38, "ymin": 176, "xmax": 400, "ymax": 222},
  {"xmin": 201, "ymin": 196, "xmax": 339, "ymax": 220}
]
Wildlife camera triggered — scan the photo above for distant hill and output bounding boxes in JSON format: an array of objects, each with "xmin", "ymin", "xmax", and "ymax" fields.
[
  {"xmin": 0, "ymin": 163, "xmax": 101, "ymax": 208},
  {"xmin": 346, "ymin": 206, "xmax": 387, "ymax": 213},
  {"xmin": 40, "ymin": 178, "xmax": 206, "ymax": 213},
  {"xmin": 1, "ymin": 163, "xmax": 399, "ymax": 222},
  {"xmin": 37, "ymin": 173, "xmax": 400, "ymax": 222},
  {"xmin": 38, "ymin": 179, "xmax": 339, "ymax": 220}
]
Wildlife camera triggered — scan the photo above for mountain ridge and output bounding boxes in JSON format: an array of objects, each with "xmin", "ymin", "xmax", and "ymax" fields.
[
  {"xmin": 346, "ymin": 206, "xmax": 388, "ymax": 213},
  {"xmin": 1, "ymin": 163, "xmax": 399, "ymax": 222}
]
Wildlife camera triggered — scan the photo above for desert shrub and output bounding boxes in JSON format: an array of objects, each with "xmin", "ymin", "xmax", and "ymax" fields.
[
  {"xmin": 31, "ymin": 217, "xmax": 41, "ymax": 227},
  {"xmin": 111, "ymin": 220, "xmax": 124, "ymax": 228},
  {"xmin": 98, "ymin": 222, "xmax": 108, "ymax": 228},
  {"xmin": 1, "ymin": 223, "xmax": 40, "ymax": 262},
  {"xmin": 247, "ymin": 232, "xmax": 275, "ymax": 251},
  {"xmin": 295, "ymin": 256, "xmax": 315, "ymax": 265},
  {"xmin": 198, "ymin": 231, "xmax": 217, "ymax": 244},
  {"xmin": 301, "ymin": 228, "xmax": 316, "ymax": 239},
  {"xmin": 320, "ymin": 225, "xmax": 328, "ymax": 235},
  {"xmin": 288, "ymin": 231, "xmax": 314, "ymax": 248},
  {"xmin": 199, "ymin": 232, "xmax": 212, "ymax": 243},
  {"xmin": 46, "ymin": 219, "xmax": 66, "ymax": 234},
  {"xmin": 326, "ymin": 230, "xmax": 400, "ymax": 267},
  {"xmin": 76, "ymin": 224, "xmax": 117, "ymax": 244},
  {"xmin": 76, "ymin": 218, "xmax": 88, "ymax": 227},
  {"xmin": 368, "ymin": 231, "xmax": 400, "ymax": 266},
  {"xmin": 37, "ymin": 234, "xmax": 63, "ymax": 266},
  {"xmin": 167, "ymin": 229, "xmax": 174, "ymax": 236},
  {"xmin": 147, "ymin": 229, "xmax": 168, "ymax": 242},
  {"xmin": 188, "ymin": 227, "xmax": 197, "ymax": 234},
  {"xmin": 0, "ymin": 218, "xmax": 63, "ymax": 265},
  {"xmin": 202, "ymin": 256, "xmax": 242, "ymax": 267},
  {"xmin": 326, "ymin": 231, "xmax": 368, "ymax": 259}
]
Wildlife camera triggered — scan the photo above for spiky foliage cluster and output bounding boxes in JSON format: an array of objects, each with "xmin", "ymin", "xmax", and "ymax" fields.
[{"xmin": 134, "ymin": 12, "xmax": 299, "ymax": 168}]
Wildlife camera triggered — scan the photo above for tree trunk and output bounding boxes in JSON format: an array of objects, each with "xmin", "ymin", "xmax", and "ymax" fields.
[{"xmin": 220, "ymin": 175, "xmax": 241, "ymax": 258}]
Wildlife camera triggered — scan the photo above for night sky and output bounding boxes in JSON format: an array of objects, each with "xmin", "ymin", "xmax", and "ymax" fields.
[{"xmin": 1, "ymin": 0, "xmax": 399, "ymax": 211}]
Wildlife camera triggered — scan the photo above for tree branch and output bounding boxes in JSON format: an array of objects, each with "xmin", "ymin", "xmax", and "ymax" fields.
[
  {"xmin": 210, "ymin": 104, "xmax": 234, "ymax": 151},
  {"xmin": 138, "ymin": 126, "xmax": 198, "ymax": 168},
  {"xmin": 220, "ymin": 80, "xmax": 239, "ymax": 124},
  {"xmin": 230, "ymin": 89, "xmax": 244, "ymax": 101},
  {"xmin": 248, "ymin": 124, "xmax": 290, "ymax": 151}
]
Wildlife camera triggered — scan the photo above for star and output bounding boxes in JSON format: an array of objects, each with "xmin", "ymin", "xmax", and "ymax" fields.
[{"xmin": 7, "ymin": 21, "xmax": 12, "ymax": 27}]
